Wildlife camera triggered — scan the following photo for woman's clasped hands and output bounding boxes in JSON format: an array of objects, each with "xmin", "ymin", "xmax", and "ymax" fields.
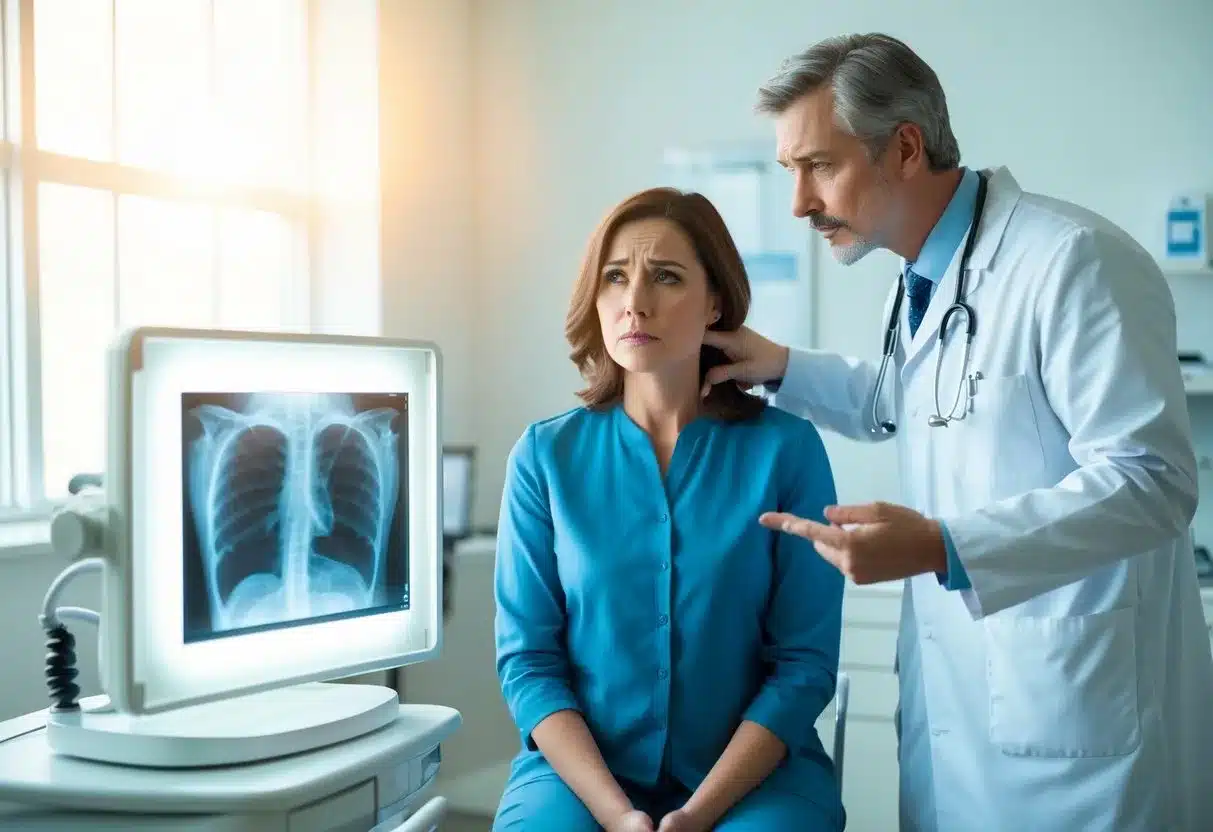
[{"xmin": 608, "ymin": 807, "xmax": 706, "ymax": 832}]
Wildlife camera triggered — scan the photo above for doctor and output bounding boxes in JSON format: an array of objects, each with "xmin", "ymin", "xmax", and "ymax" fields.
[{"xmin": 703, "ymin": 32, "xmax": 1213, "ymax": 832}]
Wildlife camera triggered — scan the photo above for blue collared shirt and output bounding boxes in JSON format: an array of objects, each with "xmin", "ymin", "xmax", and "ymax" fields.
[
  {"xmin": 493, "ymin": 403, "xmax": 845, "ymax": 815},
  {"xmin": 904, "ymin": 166, "xmax": 979, "ymax": 591}
]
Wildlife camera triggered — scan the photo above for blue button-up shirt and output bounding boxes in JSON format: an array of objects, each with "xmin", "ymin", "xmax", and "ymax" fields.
[
  {"xmin": 904, "ymin": 166, "xmax": 980, "ymax": 591},
  {"xmin": 494, "ymin": 402, "xmax": 844, "ymax": 807}
]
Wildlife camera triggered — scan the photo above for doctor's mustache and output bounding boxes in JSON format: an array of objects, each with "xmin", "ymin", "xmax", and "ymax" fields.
[{"xmin": 809, "ymin": 214, "xmax": 848, "ymax": 231}]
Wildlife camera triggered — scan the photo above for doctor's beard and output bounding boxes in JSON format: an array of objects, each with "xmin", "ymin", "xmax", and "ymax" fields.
[
  {"xmin": 814, "ymin": 173, "xmax": 900, "ymax": 265},
  {"xmin": 815, "ymin": 221, "xmax": 883, "ymax": 264}
]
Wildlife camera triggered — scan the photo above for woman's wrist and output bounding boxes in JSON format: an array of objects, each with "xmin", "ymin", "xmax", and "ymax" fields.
[
  {"xmin": 678, "ymin": 795, "xmax": 722, "ymax": 829},
  {"xmin": 594, "ymin": 791, "xmax": 636, "ymax": 826}
]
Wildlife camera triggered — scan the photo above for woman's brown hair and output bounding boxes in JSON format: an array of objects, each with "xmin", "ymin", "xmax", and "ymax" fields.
[{"xmin": 565, "ymin": 187, "xmax": 766, "ymax": 422}]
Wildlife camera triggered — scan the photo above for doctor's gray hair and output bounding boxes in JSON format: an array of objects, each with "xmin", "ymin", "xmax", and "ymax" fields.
[{"xmin": 756, "ymin": 33, "xmax": 960, "ymax": 172}]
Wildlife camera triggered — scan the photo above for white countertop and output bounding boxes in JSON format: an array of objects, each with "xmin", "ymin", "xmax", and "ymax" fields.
[
  {"xmin": 453, "ymin": 535, "xmax": 497, "ymax": 560},
  {"xmin": 849, "ymin": 580, "xmax": 905, "ymax": 597}
]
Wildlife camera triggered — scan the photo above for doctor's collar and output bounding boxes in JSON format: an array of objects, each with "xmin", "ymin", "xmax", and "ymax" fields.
[{"xmin": 904, "ymin": 166, "xmax": 980, "ymax": 284}]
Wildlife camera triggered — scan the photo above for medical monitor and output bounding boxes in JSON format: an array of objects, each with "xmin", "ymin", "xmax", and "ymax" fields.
[{"xmin": 102, "ymin": 328, "xmax": 442, "ymax": 715}]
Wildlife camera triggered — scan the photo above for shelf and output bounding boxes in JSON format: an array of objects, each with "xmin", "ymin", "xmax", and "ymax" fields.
[
  {"xmin": 1183, "ymin": 372, "xmax": 1213, "ymax": 396},
  {"xmin": 1160, "ymin": 263, "xmax": 1213, "ymax": 279}
]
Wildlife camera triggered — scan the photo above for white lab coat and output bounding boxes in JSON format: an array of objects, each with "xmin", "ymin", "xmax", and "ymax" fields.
[{"xmin": 773, "ymin": 166, "xmax": 1213, "ymax": 831}]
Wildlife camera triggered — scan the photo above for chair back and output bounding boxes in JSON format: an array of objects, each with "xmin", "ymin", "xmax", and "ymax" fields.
[{"xmin": 833, "ymin": 671, "xmax": 850, "ymax": 786}]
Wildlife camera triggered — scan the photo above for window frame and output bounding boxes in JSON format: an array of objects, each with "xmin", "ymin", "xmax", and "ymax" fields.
[{"xmin": 0, "ymin": 0, "xmax": 340, "ymax": 522}]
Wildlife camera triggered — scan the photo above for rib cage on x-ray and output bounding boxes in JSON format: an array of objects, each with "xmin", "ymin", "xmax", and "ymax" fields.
[{"xmin": 187, "ymin": 393, "xmax": 401, "ymax": 633}]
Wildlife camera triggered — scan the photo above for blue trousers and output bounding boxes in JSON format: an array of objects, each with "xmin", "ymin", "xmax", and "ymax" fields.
[{"xmin": 492, "ymin": 773, "xmax": 843, "ymax": 830}]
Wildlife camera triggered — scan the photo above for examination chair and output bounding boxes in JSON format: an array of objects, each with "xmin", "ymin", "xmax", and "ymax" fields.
[{"xmin": 833, "ymin": 671, "xmax": 850, "ymax": 788}]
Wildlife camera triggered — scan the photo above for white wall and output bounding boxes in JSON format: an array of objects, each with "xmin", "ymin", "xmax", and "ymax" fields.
[
  {"xmin": 379, "ymin": 0, "xmax": 477, "ymax": 447},
  {"xmin": 466, "ymin": 0, "xmax": 1213, "ymax": 526}
]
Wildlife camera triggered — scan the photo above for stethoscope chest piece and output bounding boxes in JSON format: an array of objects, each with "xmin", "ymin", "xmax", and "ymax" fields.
[{"xmin": 925, "ymin": 369, "xmax": 983, "ymax": 427}]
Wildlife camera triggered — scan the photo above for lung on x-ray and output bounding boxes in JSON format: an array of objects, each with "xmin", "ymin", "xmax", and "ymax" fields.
[{"xmin": 180, "ymin": 391, "xmax": 410, "ymax": 643}]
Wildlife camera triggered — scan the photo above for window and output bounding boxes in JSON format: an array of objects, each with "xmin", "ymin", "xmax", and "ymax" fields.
[{"xmin": 0, "ymin": 0, "xmax": 379, "ymax": 515}]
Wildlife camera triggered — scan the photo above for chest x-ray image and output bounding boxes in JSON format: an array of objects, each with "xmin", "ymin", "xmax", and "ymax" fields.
[{"xmin": 181, "ymin": 391, "xmax": 411, "ymax": 643}]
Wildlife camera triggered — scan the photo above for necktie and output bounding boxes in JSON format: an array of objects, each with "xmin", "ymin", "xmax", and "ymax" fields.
[{"xmin": 906, "ymin": 269, "xmax": 933, "ymax": 338}]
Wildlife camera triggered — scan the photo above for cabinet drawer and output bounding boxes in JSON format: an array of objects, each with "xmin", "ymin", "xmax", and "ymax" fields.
[
  {"xmin": 842, "ymin": 624, "xmax": 897, "ymax": 671},
  {"xmin": 838, "ymin": 719, "xmax": 901, "ymax": 832},
  {"xmin": 844, "ymin": 668, "xmax": 900, "ymax": 721},
  {"xmin": 843, "ymin": 588, "xmax": 903, "ymax": 628},
  {"xmin": 289, "ymin": 779, "xmax": 375, "ymax": 832}
]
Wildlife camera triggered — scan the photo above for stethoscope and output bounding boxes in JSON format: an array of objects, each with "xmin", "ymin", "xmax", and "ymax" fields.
[{"xmin": 870, "ymin": 171, "xmax": 988, "ymax": 435}]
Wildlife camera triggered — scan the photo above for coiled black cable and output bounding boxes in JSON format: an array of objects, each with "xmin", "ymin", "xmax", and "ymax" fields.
[
  {"xmin": 66, "ymin": 472, "xmax": 103, "ymax": 495},
  {"xmin": 39, "ymin": 558, "xmax": 104, "ymax": 712},
  {"xmin": 44, "ymin": 622, "xmax": 81, "ymax": 711}
]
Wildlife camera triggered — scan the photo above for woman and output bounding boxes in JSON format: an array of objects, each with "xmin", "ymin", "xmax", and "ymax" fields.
[{"xmin": 492, "ymin": 187, "xmax": 845, "ymax": 831}]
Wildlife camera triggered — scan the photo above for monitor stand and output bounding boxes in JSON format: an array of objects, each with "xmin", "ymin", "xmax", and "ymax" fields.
[{"xmin": 44, "ymin": 682, "xmax": 400, "ymax": 768}]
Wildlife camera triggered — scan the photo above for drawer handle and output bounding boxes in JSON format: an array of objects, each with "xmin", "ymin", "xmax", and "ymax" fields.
[{"xmin": 381, "ymin": 795, "xmax": 448, "ymax": 832}]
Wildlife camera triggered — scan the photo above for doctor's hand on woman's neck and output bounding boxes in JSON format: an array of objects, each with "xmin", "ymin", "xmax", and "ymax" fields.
[{"xmin": 699, "ymin": 327, "xmax": 790, "ymax": 395}]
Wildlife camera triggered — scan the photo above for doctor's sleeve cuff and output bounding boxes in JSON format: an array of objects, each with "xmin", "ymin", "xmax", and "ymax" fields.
[
  {"xmin": 763, "ymin": 347, "xmax": 811, "ymax": 397},
  {"xmin": 935, "ymin": 521, "xmax": 972, "ymax": 591}
]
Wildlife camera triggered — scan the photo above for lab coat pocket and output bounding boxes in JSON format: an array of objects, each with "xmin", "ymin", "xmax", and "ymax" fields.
[{"xmin": 985, "ymin": 607, "xmax": 1141, "ymax": 758}]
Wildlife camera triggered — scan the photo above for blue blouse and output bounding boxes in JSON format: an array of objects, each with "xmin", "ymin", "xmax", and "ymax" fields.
[{"xmin": 493, "ymin": 402, "xmax": 844, "ymax": 806}]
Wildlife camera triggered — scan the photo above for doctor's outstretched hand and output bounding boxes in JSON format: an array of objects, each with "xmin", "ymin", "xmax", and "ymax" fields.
[{"xmin": 761, "ymin": 501, "xmax": 948, "ymax": 584}]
